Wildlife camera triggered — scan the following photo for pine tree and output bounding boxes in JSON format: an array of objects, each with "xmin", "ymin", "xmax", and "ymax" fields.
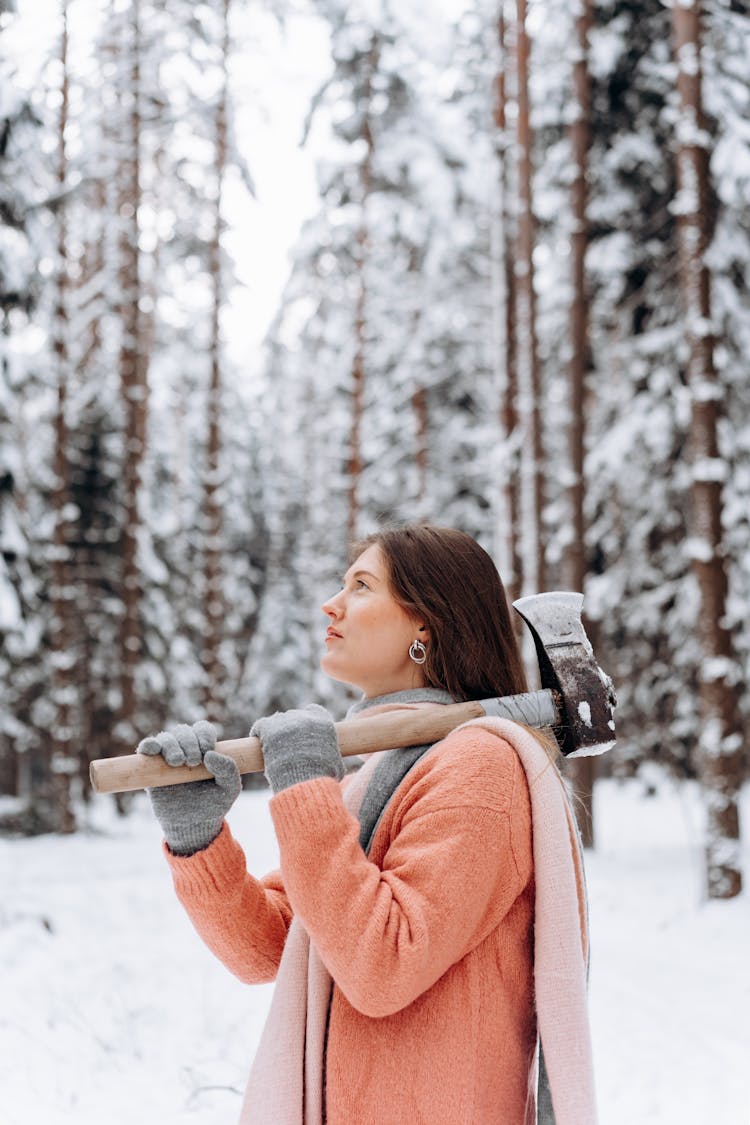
[
  {"xmin": 670, "ymin": 0, "xmax": 742, "ymax": 899},
  {"xmin": 202, "ymin": 0, "xmax": 231, "ymax": 721},
  {"xmin": 702, "ymin": 2, "xmax": 750, "ymax": 789},
  {"xmin": 101, "ymin": 0, "xmax": 148, "ymax": 761},
  {"xmin": 64, "ymin": 3, "xmax": 123, "ymax": 784},
  {"xmin": 575, "ymin": 0, "xmax": 748, "ymax": 851},
  {"xmin": 48, "ymin": 0, "xmax": 78, "ymax": 831},
  {"xmin": 0, "ymin": 4, "xmax": 56, "ymax": 828},
  {"xmin": 564, "ymin": 0, "xmax": 596, "ymax": 846},
  {"xmin": 493, "ymin": 1, "xmax": 522, "ymax": 607},
  {"xmin": 581, "ymin": 0, "xmax": 695, "ymax": 777},
  {"xmin": 346, "ymin": 30, "xmax": 375, "ymax": 544},
  {"xmin": 565, "ymin": 0, "xmax": 591, "ymax": 598},
  {"xmin": 514, "ymin": 0, "xmax": 546, "ymax": 596}
]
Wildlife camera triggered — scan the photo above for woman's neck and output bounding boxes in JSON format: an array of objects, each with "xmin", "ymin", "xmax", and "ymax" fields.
[{"xmin": 347, "ymin": 686, "xmax": 454, "ymax": 718}]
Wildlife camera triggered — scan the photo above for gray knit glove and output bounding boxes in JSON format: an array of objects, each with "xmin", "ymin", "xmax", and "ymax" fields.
[
  {"xmin": 136, "ymin": 721, "xmax": 241, "ymax": 856},
  {"xmin": 250, "ymin": 705, "xmax": 344, "ymax": 795}
]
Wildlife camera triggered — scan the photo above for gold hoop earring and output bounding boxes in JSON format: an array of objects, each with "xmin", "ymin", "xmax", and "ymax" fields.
[{"xmin": 409, "ymin": 639, "xmax": 427, "ymax": 665}]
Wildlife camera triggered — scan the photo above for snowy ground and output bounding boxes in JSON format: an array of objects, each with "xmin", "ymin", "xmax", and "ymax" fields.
[{"xmin": 1, "ymin": 778, "xmax": 749, "ymax": 1125}]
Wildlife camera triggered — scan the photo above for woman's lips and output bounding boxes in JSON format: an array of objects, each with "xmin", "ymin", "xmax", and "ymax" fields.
[{"xmin": 325, "ymin": 628, "xmax": 343, "ymax": 642}]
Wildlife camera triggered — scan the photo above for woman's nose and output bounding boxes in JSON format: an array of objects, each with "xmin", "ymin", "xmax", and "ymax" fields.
[{"xmin": 321, "ymin": 589, "xmax": 344, "ymax": 618}]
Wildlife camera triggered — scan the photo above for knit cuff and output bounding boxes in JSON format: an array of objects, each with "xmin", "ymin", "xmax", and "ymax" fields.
[
  {"xmin": 164, "ymin": 821, "xmax": 246, "ymax": 898},
  {"xmin": 164, "ymin": 818, "xmax": 224, "ymax": 858}
]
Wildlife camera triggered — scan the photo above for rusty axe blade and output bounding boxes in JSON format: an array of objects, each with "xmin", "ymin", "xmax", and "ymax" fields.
[{"xmin": 512, "ymin": 590, "xmax": 617, "ymax": 757}]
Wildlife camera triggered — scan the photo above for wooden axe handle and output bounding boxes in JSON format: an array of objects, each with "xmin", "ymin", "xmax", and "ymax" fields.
[{"xmin": 89, "ymin": 700, "xmax": 487, "ymax": 795}]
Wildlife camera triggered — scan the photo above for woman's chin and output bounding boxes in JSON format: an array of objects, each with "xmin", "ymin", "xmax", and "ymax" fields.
[{"xmin": 321, "ymin": 654, "xmax": 349, "ymax": 683}]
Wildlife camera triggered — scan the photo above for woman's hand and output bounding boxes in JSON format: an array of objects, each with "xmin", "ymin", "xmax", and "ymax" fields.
[
  {"xmin": 250, "ymin": 705, "xmax": 344, "ymax": 794},
  {"xmin": 137, "ymin": 721, "xmax": 241, "ymax": 855}
]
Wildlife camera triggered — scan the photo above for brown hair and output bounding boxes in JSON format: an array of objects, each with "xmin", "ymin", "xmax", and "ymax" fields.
[{"xmin": 352, "ymin": 525, "xmax": 528, "ymax": 702}]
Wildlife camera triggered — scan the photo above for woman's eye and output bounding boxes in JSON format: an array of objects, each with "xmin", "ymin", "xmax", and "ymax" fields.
[{"xmin": 356, "ymin": 579, "xmax": 370, "ymax": 590}]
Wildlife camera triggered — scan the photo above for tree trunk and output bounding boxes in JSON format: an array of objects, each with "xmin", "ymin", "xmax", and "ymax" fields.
[
  {"xmin": 566, "ymin": 0, "xmax": 590, "ymax": 594},
  {"xmin": 75, "ymin": 20, "xmax": 116, "ymax": 788},
  {"xmin": 514, "ymin": 0, "xmax": 546, "ymax": 597},
  {"xmin": 671, "ymin": 0, "xmax": 743, "ymax": 899},
  {"xmin": 348, "ymin": 269, "xmax": 365, "ymax": 544},
  {"xmin": 347, "ymin": 41, "xmax": 377, "ymax": 546},
  {"xmin": 50, "ymin": 0, "xmax": 77, "ymax": 832},
  {"xmin": 203, "ymin": 0, "xmax": 230, "ymax": 721},
  {"xmin": 564, "ymin": 0, "xmax": 596, "ymax": 848},
  {"xmin": 116, "ymin": 0, "xmax": 145, "ymax": 758},
  {"xmin": 494, "ymin": 2, "xmax": 522, "ymax": 610},
  {"xmin": 412, "ymin": 383, "xmax": 428, "ymax": 511}
]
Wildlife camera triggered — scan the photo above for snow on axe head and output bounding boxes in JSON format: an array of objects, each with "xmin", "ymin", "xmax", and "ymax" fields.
[{"xmin": 513, "ymin": 591, "xmax": 617, "ymax": 757}]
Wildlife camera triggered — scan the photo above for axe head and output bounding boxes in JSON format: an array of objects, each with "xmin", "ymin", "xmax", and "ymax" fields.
[{"xmin": 513, "ymin": 591, "xmax": 617, "ymax": 757}]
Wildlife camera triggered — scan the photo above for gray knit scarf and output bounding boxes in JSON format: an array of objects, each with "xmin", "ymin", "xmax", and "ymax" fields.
[{"xmin": 346, "ymin": 687, "xmax": 455, "ymax": 852}]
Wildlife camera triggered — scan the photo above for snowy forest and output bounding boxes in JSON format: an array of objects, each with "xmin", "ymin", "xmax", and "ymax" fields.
[{"xmin": 0, "ymin": 0, "xmax": 748, "ymax": 902}]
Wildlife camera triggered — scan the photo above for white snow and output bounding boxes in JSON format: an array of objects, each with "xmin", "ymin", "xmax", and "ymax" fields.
[
  {"xmin": 0, "ymin": 569, "xmax": 23, "ymax": 633},
  {"xmin": 690, "ymin": 378, "xmax": 723, "ymax": 403},
  {"xmin": 684, "ymin": 536, "xmax": 714, "ymax": 563},
  {"xmin": 692, "ymin": 457, "xmax": 729, "ymax": 484},
  {"xmin": 676, "ymin": 41, "xmax": 700, "ymax": 80},
  {"xmin": 1, "ymin": 779, "xmax": 748, "ymax": 1124},
  {"xmin": 700, "ymin": 655, "xmax": 739, "ymax": 684}
]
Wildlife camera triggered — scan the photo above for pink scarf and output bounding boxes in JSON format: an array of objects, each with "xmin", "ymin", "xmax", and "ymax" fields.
[
  {"xmin": 468, "ymin": 717, "xmax": 597, "ymax": 1125},
  {"xmin": 239, "ymin": 713, "xmax": 596, "ymax": 1125}
]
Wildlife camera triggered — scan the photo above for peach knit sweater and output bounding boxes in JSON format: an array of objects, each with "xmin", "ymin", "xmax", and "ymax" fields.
[{"xmin": 166, "ymin": 724, "xmax": 571, "ymax": 1124}]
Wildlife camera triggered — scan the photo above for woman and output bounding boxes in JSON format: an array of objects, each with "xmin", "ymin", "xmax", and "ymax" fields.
[{"xmin": 139, "ymin": 525, "xmax": 596, "ymax": 1125}]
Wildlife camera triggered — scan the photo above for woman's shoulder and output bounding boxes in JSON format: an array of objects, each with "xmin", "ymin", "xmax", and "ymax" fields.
[{"xmin": 401, "ymin": 722, "xmax": 529, "ymax": 817}]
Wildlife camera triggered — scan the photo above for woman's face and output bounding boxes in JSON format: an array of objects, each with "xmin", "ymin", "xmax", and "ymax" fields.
[{"xmin": 320, "ymin": 544, "xmax": 428, "ymax": 698}]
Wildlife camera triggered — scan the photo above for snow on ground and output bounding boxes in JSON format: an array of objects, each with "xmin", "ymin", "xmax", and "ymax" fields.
[{"xmin": 1, "ymin": 778, "xmax": 749, "ymax": 1125}]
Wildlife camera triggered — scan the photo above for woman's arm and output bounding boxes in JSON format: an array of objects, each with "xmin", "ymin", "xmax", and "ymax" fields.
[
  {"xmin": 165, "ymin": 822, "xmax": 293, "ymax": 984},
  {"xmin": 268, "ymin": 727, "xmax": 532, "ymax": 1017}
]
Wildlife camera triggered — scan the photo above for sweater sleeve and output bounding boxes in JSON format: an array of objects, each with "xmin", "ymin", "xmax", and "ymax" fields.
[
  {"xmin": 269, "ymin": 727, "xmax": 533, "ymax": 1018},
  {"xmin": 164, "ymin": 821, "xmax": 293, "ymax": 984}
]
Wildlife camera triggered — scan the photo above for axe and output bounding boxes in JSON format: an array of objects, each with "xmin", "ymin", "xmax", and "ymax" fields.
[{"xmin": 89, "ymin": 591, "xmax": 616, "ymax": 795}]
